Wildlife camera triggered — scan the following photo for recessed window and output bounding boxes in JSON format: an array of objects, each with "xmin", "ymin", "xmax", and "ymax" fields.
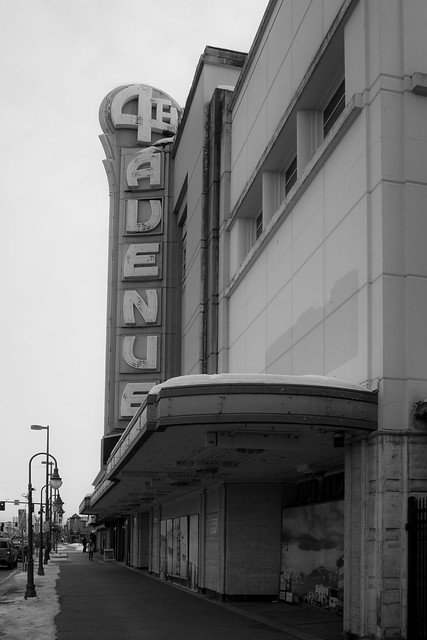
[
  {"xmin": 255, "ymin": 211, "xmax": 263, "ymax": 240},
  {"xmin": 180, "ymin": 215, "xmax": 187, "ymax": 353},
  {"xmin": 285, "ymin": 157, "xmax": 297, "ymax": 194},
  {"xmin": 323, "ymin": 79, "xmax": 345, "ymax": 137},
  {"xmin": 180, "ymin": 216, "xmax": 187, "ymax": 286},
  {"xmin": 255, "ymin": 211, "xmax": 262, "ymax": 240},
  {"xmin": 280, "ymin": 156, "xmax": 297, "ymax": 200}
]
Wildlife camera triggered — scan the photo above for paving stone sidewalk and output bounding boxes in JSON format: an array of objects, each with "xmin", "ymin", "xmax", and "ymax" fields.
[{"xmin": 54, "ymin": 547, "xmax": 341, "ymax": 640}]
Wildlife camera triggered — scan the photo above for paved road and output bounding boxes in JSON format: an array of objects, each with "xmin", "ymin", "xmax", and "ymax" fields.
[
  {"xmin": 0, "ymin": 566, "xmax": 20, "ymax": 597},
  {"xmin": 55, "ymin": 549, "xmax": 295, "ymax": 640}
]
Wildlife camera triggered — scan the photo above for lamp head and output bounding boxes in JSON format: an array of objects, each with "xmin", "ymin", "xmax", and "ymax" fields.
[
  {"xmin": 50, "ymin": 468, "xmax": 62, "ymax": 490},
  {"xmin": 31, "ymin": 424, "xmax": 48, "ymax": 430}
]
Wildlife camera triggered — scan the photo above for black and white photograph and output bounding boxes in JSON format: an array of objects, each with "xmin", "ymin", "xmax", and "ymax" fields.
[{"xmin": 1, "ymin": 2, "xmax": 426, "ymax": 639}]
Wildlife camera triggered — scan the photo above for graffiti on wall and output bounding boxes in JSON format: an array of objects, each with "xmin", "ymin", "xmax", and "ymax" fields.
[{"xmin": 280, "ymin": 500, "xmax": 344, "ymax": 614}]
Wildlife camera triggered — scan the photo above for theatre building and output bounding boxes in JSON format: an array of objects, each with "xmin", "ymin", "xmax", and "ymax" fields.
[{"xmin": 80, "ymin": 1, "xmax": 427, "ymax": 638}]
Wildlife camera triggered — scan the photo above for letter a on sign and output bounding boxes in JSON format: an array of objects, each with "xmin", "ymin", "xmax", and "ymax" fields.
[{"xmin": 126, "ymin": 148, "xmax": 162, "ymax": 189}]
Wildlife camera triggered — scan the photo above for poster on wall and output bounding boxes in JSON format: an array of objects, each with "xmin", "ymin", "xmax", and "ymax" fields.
[{"xmin": 280, "ymin": 500, "xmax": 344, "ymax": 614}]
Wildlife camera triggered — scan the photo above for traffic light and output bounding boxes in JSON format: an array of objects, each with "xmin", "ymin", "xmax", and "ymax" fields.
[{"xmin": 0, "ymin": 502, "xmax": 5, "ymax": 511}]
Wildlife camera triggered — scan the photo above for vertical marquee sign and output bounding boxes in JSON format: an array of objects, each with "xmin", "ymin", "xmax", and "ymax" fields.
[{"xmin": 99, "ymin": 85, "xmax": 181, "ymax": 461}]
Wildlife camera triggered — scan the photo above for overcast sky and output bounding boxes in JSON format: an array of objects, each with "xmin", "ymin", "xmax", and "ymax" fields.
[{"xmin": 0, "ymin": 0, "xmax": 267, "ymax": 523}]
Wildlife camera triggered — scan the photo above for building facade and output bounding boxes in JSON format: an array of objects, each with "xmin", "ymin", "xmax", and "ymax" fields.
[{"xmin": 81, "ymin": 2, "xmax": 427, "ymax": 638}]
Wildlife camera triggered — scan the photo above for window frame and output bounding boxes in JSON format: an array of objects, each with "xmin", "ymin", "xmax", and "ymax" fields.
[
  {"xmin": 280, "ymin": 154, "xmax": 298, "ymax": 200},
  {"xmin": 255, "ymin": 210, "xmax": 263, "ymax": 240},
  {"xmin": 322, "ymin": 77, "xmax": 345, "ymax": 138}
]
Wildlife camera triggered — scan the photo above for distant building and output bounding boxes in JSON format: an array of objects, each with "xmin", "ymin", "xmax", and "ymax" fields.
[
  {"xmin": 81, "ymin": 2, "xmax": 427, "ymax": 638},
  {"xmin": 66, "ymin": 513, "xmax": 89, "ymax": 542}
]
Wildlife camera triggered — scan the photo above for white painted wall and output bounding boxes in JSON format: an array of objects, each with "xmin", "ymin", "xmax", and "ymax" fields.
[
  {"xmin": 229, "ymin": 111, "xmax": 369, "ymax": 384},
  {"xmin": 228, "ymin": 0, "xmax": 427, "ymax": 423},
  {"xmin": 227, "ymin": 6, "xmax": 427, "ymax": 634},
  {"xmin": 230, "ymin": 0, "xmax": 344, "ymax": 211}
]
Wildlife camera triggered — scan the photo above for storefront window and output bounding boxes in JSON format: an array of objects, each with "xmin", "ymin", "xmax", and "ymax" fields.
[
  {"xmin": 188, "ymin": 514, "xmax": 199, "ymax": 590},
  {"xmin": 166, "ymin": 519, "xmax": 173, "ymax": 575},
  {"xmin": 159, "ymin": 515, "xmax": 198, "ymax": 590},
  {"xmin": 179, "ymin": 516, "xmax": 188, "ymax": 579},
  {"xmin": 159, "ymin": 519, "xmax": 166, "ymax": 578}
]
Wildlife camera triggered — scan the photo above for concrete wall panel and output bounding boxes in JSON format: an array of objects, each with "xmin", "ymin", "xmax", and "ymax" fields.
[
  {"xmin": 292, "ymin": 324, "xmax": 324, "ymax": 375},
  {"xmin": 324, "ymin": 287, "xmax": 368, "ymax": 382},
  {"xmin": 266, "ymin": 1, "xmax": 292, "ymax": 89},
  {"xmin": 266, "ymin": 54, "xmax": 293, "ymax": 141},
  {"xmin": 291, "ymin": 1, "xmax": 323, "ymax": 93},
  {"xmin": 406, "ymin": 276, "xmax": 427, "ymax": 381},
  {"xmin": 404, "ymin": 185, "xmax": 427, "ymax": 277},
  {"xmin": 225, "ymin": 484, "xmax": 281, "ymax": 597}
]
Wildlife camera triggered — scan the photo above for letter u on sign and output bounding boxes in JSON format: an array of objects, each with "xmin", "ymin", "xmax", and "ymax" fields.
[{"xmin": 122, "ymin": 335, "xmax": 158, "ymax": 369}]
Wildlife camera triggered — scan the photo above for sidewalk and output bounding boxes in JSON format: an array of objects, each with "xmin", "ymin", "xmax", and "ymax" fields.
[
  {"xmin": 56, "ymin": 546, "xmax": 342, "ymax": 640},
  {"xmin": 0, "ymin": 545, "xmax": 343, "ymax": 640},
  {"xmin": 227, "ymin": 601, "xmax": 342, "ymax": 640},
  {"xmin": 137, "ymin": 571, "xmax": 343, "ymax": 640}
]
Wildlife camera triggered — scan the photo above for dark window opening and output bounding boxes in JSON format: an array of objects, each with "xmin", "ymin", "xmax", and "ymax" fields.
[
  {"xmin": 323, "ymin": 79, "xmax": 345, "ymax": 137},
  {"xmin": 284, "ymin": 156, "xmax": 297, "ymax": 195},
  {"xmin": 255, "ymin": 211, "xmax": 263, "ymax": 240}
]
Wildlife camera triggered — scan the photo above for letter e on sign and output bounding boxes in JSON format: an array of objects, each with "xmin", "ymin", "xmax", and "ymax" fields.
[
  {"xmin": 120, "ymin": 382, "xmax": 157, "ymax": 418},
  {"xmin": 123, "ymin": 244, "xmax": 160, "ymax": 279}
]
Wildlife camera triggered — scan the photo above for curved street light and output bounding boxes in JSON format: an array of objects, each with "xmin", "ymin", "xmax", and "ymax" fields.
[
  {"xmin": 25, "ymin": 452, "xmax": 62, "ymax": 599},
  {"xmin": 31, "ymin": 425, "xmax": 50, "ymax": 563}
]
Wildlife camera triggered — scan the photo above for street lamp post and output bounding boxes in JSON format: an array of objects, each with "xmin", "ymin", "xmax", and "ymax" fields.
[
  {"xmin": 25, "ymin": 452, "xmax": 62, "ymax": 599},
  {"xmin": 31, "ymin": 425, "xmax": 50, "ymax": 563},
  {"xmin": 42, "ymin": 460, "xmax": 53, "ymax": 563},
  {"xmin": 37, "ymin": 486, "xmax": 47, "ymax": 576}
]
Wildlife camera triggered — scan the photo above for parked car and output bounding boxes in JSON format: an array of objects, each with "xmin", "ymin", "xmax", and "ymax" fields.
[{"xmin": 0, "ymin": 539, "xmax": 18, "ymax": 569}]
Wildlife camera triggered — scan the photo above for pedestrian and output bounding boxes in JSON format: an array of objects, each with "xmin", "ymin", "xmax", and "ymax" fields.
[
  {"xmin": 82, "ymin": 536, "xmax": 87, "ymax": 553},
  {"xmin": 88, "ymin": 539, "xmax": 95, "ymax": 561}
]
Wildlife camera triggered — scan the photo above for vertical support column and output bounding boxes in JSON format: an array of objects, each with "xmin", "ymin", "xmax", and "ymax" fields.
[
  {"xmin": 219, "ymin": 484, "xmax": 227, "ymax": 598},
  {"xmin": 345, "ymin": 439, "xmax": 364, "ymax": 638},
  {"xmin": 228, "ymin": 217, "xmax": 253, "ymax": 277},
  {"xmin": 136, "ymin": 513, "xmax": 150, "ymax": 570},
  {"xmin": 296, "ymin": 110, "xmax": 321, "ymax": 176},
  {"xmin": 199, "ymin": 490, "xmax": 206, "ymax": 591},
  {"xmin": 262, "ymin": 171, "xmax": 278, "ymax": 227},
  {"xmin": 345, "ymin": 433, "xmax": 416, "ymax": 639}
]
